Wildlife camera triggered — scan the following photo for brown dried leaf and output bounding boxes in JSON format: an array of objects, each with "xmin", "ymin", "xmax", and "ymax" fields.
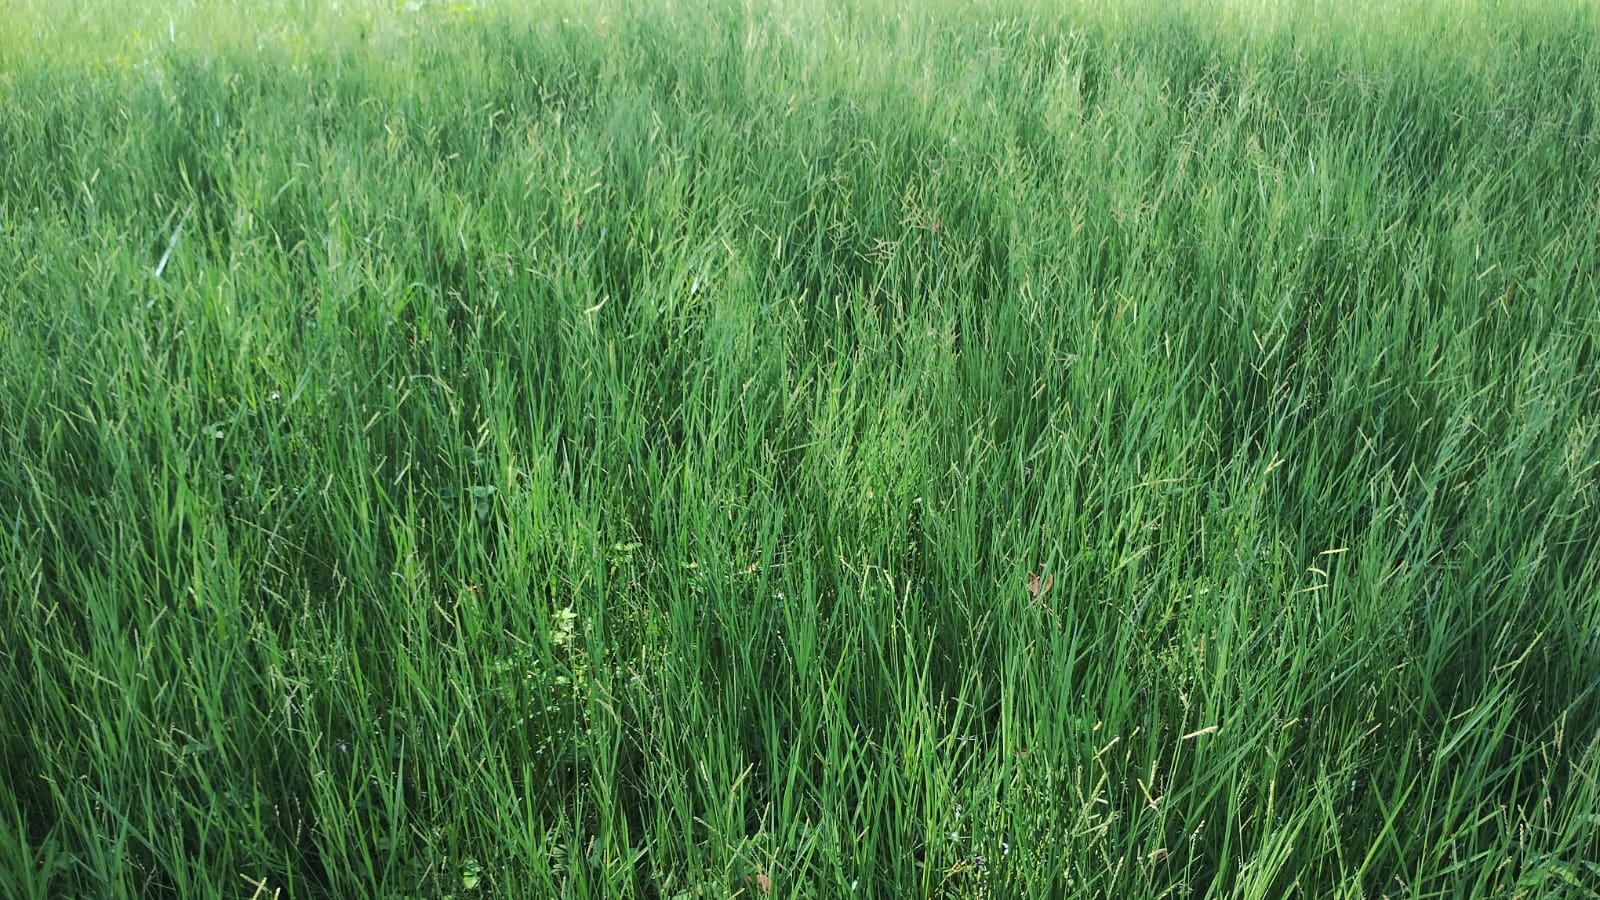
[{"xmin": 1026, "ymin": 570, "xmax": 1054, "ymax": 599}]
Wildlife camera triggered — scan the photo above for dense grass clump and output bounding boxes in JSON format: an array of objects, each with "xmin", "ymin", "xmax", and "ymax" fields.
[{"xmin": 3, "ymin": 0, "xmax": 1598, "ymax": 896}]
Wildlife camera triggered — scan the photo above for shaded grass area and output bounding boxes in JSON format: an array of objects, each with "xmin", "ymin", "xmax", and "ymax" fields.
[{"xmin": 2, "ymin": 0, "xmax": 1599, "ymax": 895}]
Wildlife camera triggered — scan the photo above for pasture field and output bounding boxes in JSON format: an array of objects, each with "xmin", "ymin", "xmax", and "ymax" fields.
[{"xmin": 2, "ymin": 0, "xmax": 1598, "ymax": 895}]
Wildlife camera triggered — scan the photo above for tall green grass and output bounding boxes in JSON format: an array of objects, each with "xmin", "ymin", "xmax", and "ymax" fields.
[{"xmin": 3, "ymin": 0, "xmax": 1598, "ymax": 895}]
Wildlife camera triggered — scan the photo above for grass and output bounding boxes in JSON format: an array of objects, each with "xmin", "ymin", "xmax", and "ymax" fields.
[{"xmin": 2, "ymin": 0, "xmax": 1599, "ymax": 895}]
